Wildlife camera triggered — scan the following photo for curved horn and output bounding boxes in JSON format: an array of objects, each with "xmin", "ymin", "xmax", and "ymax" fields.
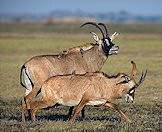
[
  {"xmin": 136, "ymin": 70, "xmax": 147, "ymax": 88},
  {"xmin": 131, "ymin": 61, "xmax": 137, "ymax": 81},
  {"xmin": 127, "ymin": 69, "xmax": 147, "ymax": 95},
  {"xmin": 98, "ymin": 23, "xmax": 109, "ymax": 37},
  {"xmin": 80, "ymin": 22, "xmax": 105, "ymax": 38}
]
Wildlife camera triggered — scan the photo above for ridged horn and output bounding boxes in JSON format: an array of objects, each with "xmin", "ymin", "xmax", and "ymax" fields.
[
  {"xmin": 136, "ymin": 70, "xmax": 147, "ymax": 88},
  {"xmin": 98, "ymin": 23, "xmax": 109, "ymax": 37},
  {"xmin": 80, "ymin": 22, "xmax": 105, "ymax": 38}
]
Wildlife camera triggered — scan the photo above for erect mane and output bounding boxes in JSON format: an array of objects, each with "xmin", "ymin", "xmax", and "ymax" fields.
[
  {"xmin": 65, "ymin": 43, "xmax": 99, "ymax": 54},
  {"xmin": 102, "ymin": 72, "xmax": 123, "ymax": 79},
  {"xmin": 45, "ymin": 72, "xmax": 128, "ymax": 84},
  {"xmin": 49, "ymin": 71, "xmax": 99, "ymax": 78},
  {"xmin": 46, "ymin": 43, "xmax": 99, "ymax": 59}
]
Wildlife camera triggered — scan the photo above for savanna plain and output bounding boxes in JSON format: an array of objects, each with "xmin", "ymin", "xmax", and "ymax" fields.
[{"xmin": 0, "ymin": 23, "xmax": 162, "ymax": 131}]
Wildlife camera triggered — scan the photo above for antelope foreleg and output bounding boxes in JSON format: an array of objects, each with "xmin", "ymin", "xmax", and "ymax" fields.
[
  {"xmin": 81, "ymin": 106, "xmax": 85, "ymax": 119},
  {"xmin": 68, "ymin": 106, "xmax": 86, "ymax": 120},
  {"xmin": 69, "ymin": 98, "xmax": 88, "ymax": 123},
  {"xmin": 104, "ymin": 102, "xmax": 131, "ymax": 122}
]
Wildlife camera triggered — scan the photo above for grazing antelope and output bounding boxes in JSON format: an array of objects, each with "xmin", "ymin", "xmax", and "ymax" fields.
[
  {"xmin": 20, "ymin": 22, "xmax": 119, "ymax": 120},
  {"xmin": 27, "ymin": 61, "xmax": 147, "ymax": 122}
]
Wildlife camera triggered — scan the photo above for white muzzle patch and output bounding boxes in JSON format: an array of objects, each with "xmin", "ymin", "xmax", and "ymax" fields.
[{"xmin": 125, "ymin": 94, "xmax": 134, "ymax": 103}]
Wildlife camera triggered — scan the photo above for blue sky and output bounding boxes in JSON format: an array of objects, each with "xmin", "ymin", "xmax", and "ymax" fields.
[{"xmin": 0, "ymin": 0, "xmax": 162, "ymax": 15}]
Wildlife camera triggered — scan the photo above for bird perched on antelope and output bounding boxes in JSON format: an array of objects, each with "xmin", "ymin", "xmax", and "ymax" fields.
[
  {"xmin": 20, "ymin": 22, "xmax": 119, "ymax": 120},
  {"xmin": 26, "ymin": 61, "xmax": 147, "ymax": 122}
]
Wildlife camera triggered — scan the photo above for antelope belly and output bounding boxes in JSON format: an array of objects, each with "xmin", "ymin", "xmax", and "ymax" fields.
[
  {"xmin": 58, "ymin": 99, "xmax": 80, "ymax": 106},
  {"xmin": 87, "ymin": 100, "xmax": 106, "ymax": 106}
]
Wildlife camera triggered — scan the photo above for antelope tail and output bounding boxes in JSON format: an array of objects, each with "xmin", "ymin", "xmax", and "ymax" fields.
[{"xmin": 20, "ymin": 65, "xmax": 34, "ymax": 89}]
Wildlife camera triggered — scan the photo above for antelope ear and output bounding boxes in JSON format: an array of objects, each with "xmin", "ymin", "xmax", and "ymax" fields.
[
  {"xmin": 90, "ymin": 32, "xmax": 101, "ymax": 44},
  {"xmin": 116, "ymin": 75, "xmax": 125, "ymax": 85},
  {"xmin": 110, "ymin": 32, "xmax": 119, "ymax": 41},
  {"xmin": 131, "ymin": 61, "xmax": 137, "ymax": 79}
]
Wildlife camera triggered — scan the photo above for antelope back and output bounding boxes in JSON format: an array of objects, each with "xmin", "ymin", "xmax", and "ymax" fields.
[{"xmin": 23, "ymin": 44, "xmax": 107, "ymax": 87}]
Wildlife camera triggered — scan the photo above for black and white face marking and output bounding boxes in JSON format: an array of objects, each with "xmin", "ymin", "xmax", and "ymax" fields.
[
  {"xmin": 116, "ymin": 74, "xmax": 136, "ymax": 103},
  {"xmin": 126, "ymin": 88, "xmax": 135, "ymax": 103},
  {"xmin": 102, "ymin": 38, "xmax": 119, "ymax": 56}
]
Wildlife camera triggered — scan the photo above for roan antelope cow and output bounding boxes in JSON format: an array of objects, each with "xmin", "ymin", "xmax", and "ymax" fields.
[
  {"xmin": 28, "ymin": 61, "xmax": 147, "ymax": 122},
  {"xmin": 20, "ymin": 22, "xmax": 119, "ymax": 120}
]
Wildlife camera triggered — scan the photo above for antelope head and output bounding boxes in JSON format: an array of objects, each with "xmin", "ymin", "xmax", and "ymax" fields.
[
  {"xmin": 80, "ymin": 22, "xmax": 119, "ymax": 56},
  {"xmin": 116, "ymin": 61, "xmax": 147, "ymax": 103}
]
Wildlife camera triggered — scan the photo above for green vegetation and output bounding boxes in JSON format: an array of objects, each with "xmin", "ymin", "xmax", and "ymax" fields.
[
  {"xmin": 0, "ymin": 23, "xmax": 162, "ymax": 131},
  {"xmin": 0, "ymin": 23, "xmax": 162, "ymax": 34}
]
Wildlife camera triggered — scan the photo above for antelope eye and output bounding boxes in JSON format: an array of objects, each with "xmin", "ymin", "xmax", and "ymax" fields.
[
  {"xmin": 120, "ymin": 80, "xmax": 128, "ymax": 84},
  {"xmin": 125, "ymin": 76, "xmax": 131, "ymax": 82},
  {"xmin": 120, "ymin": 75, "xmax": 130, "ymax": 83}
]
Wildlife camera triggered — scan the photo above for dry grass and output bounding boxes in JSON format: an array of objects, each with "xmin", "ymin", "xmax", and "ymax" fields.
[{"xmin": 0, "ymin": 23, "xmax": 162, "ymax": 131}]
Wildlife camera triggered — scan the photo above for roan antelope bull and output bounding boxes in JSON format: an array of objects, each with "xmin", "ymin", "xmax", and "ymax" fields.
[
  {"xmin": 20, "ymin": 22, "xmax": 119, "ymax": 120},
  {"xmin": 27, "ymin": 61, "xmax": 147, "ymax": 122}
]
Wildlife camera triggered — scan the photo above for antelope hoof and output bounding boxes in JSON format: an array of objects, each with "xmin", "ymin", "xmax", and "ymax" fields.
[{"xmin": 69, "ymin": 117, "xmax": 75, "ymax": 123}]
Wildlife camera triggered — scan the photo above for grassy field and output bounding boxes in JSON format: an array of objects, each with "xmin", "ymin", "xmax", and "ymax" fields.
[{"xmin": 0, "ymin": 23, "xmax": 162, "ymax": 131}]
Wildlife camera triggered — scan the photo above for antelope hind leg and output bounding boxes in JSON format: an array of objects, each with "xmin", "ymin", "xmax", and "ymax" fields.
[
  {"xmin": 25, "ymin": 87, "xmax": 40, "ymax": 109},
  {"xmin": 22, "ymin": 88, "xmax": 40, "ymax": 121},
  {"xmin": 67, "ymin": 106, "xmax": 74, "ymax": 119},
  {"xmin": 104, "ymin": 102, "xmax": 131, "ymax": 122},
  {"xmin": 21, "ymin": 100, "xmax": 26, "ymax": 122},
  {"xmin": 20, "ymin": 98, "xmax": 32, "ymax": 122}
]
